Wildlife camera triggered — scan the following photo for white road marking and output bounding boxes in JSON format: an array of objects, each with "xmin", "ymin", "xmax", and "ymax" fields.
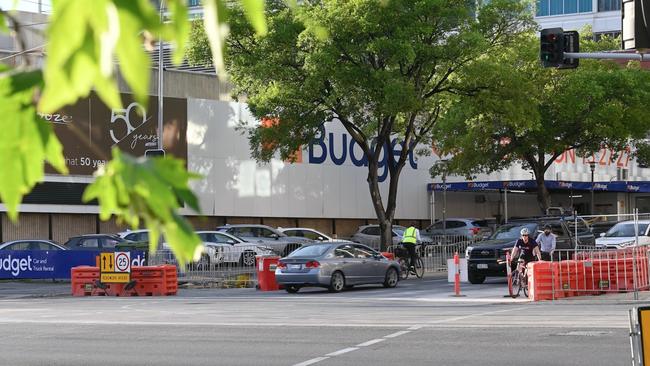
[
  {"xmin": 292, "ymin": 357, "xmax": 329, "ymax": 366},
  {"xmin": 384, "ymin": 330, "xmax": 411, "ymax": 338},
  {"xmin": 426, "ymin": 306, "xmax": 528, "ymax": 324},
  {"xmin": 326, "ymin": 347, "xmax": 359, "ymax": 356},
  {"xmin": 356, "ymin": 338, "xmax": 386, "ymax": 347},
  {"xmin": 408, "ymin": 325, "xmax": 424, "ymax": 330}
]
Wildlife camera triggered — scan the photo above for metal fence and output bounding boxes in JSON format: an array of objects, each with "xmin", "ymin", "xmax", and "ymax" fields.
[
  {"xmin": 148, "ymin": 244, "xmax": 263, "ymax": 287},
  {"xmin": 387, "ymin": 234, "xmax": 483, "ymax": 273}
]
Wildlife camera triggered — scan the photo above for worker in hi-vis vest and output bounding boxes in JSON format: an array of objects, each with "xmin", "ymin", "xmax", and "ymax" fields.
[{"xmin": 401, "ymin": 222, "xmax": 421, "ymax": 272}]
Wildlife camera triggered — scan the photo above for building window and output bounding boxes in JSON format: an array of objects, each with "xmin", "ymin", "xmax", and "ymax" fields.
[
  {"xmin": 536, "ymin": 0, "xmax": 592, "ymax": 16},
  {"xmin": 188, "ymin": 0, "xmax": 201, "ymax": 7},
  {"xmin": 598, "ymin": 0, "xmax": 620, "ymax": 11},
  {"xmin": 594, "ymin": 31, "xmax": 621, "ymax": 40}
]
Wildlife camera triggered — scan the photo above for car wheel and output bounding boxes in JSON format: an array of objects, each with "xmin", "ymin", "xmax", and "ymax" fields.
[
  {"xmin": 239, "ymin": 251, "xmax": 256, "ymax": 266},
  {"xmin": 329, "ymin": 271, "xmax": 345, "ymax": 293},
  {"xmin": 468, "ymin": 270, "xmax": 486, "ymax": 284},
  {"xmin": 383, "ymin": 267, "xmax": 398, "ymax": 288},
  {"xmin": 285, "ymin": 285, "xmax": 300, "ymax": 294}
]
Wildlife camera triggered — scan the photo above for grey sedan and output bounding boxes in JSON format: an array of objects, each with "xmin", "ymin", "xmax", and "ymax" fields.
[{"xmin": 275, "ymin": 242, "xmax": 400, "ymax": 293}]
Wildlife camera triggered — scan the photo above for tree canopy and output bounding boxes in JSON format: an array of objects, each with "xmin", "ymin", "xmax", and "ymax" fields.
[
  {"xmin": 186, "ymin": 0, "xmax": 533, "ymax": 248},
  {"xmin": 433, "ymin": 30, "xmax": 650, "ymax": 212}
]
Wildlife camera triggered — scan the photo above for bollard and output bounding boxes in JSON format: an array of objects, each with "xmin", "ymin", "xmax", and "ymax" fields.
[{"xmin": 454, "ymin": 252, "xmax": 461, "ymax": 296}]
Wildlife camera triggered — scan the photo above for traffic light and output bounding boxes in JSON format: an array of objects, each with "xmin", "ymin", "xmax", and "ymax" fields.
[
  {"xmin": 145, "ymin": 149, "xmax": 165, "ymax": 158},
  {"xmin": 540, "ymin": 28, "xmax": 564, "ymax": 67},
  {"xmin": 622, "ymin": 0, "xmax": 650, "ymax": 50}
]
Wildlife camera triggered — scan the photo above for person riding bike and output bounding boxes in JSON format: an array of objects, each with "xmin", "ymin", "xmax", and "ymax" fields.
[
  {"xmin": 510, "ymin": 227, "xmax": 542, "ymax": 272},
  {"xmin": 401, "ymin": 222, "xmax": 421, "ymax": 274}
]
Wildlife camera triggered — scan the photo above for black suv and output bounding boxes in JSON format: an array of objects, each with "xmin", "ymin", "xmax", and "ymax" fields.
[{"xmin": 466, "ymin": 216, "xmax": 595, "ymax": 284}]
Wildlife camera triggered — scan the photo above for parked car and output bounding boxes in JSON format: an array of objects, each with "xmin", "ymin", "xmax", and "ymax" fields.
[
  {"xmin": 64, "ymin": 234, "xmax": 131, "ymax": 251},
  {"xmin": 590, "ymin": 220, "xmax": 619, "ymax": 238},
  {"xmin": 0, "ymin": 240, "xmax": 66, "ymax": 251},
  {"xmin": 595, "ymin": 220, "xmax": 650, "ymax": 249},
  {"xmin": 196, "ymin": 231, "xmax": 273, "ymax": 266},
  {"xmin": 423, "ymin": 218, "xmax": 493, "ymax": 240},
  {"xmin": 465, "ymin": 216, "xmax": 596, "ymax": 284},
  {"xmin": 275, "ymin": 242, "xmax": 400, "ymax": 293},
  {"xmin": 216, "ymin": 224, "xmax": 313, "ymax": 256},
  {"xmin": 117, "ymin": 229, "xmax": 150, "ymax": 242},
  {"xmin": 350, "ymin": 225, "xmax": 433, "ymax": 249},
  {"xmin": 277, "ymin": 227, "xmax": 337, "ymax": 242}
]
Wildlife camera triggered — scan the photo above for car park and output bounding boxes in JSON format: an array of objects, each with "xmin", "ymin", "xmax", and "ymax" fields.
[
  {"xmin": 0, "ymin": 240, "xmax": 67, "ymax": 251},
  {"xmin": 595, "ymin": 220, "xmax": 650, "ymax": 249},
  {"xmin": 196, "ymin": 231, "xmax": 273, "ymax": 266},
  {"xmin": 64, "ymin": 234, "xmax": 133, "ymax": 251},
  {"xmin": 423, "ymin": 218, "xmax": 493, "ymax": 240},
  {"xmin": 275, "ymin": 242, "xmax": 400, "ymax": 293},
  {"xmin": 216, "ymin": 224, "xmax": 313, "ymax": 256},
  {"xmin": 465, "ymin": 216, "xmax": 596, "ymax": 284},
  {"xmin": 277, "ymin": 227, "xmax": 337, "ymax": 241},
  {"xmin": 350, "ymin": 224, "xmax": 433, "ymax": 249}
]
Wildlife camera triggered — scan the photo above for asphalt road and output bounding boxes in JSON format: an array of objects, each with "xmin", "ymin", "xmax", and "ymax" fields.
[{"xmin": 0, "ymin": 276, "xmax": 640, "ymax": 366}]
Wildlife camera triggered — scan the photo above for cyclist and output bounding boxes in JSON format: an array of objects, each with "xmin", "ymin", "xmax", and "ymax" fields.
[
  {"xmin": 510, "ymin": 227, "xmax": 542, "ymax": 271},
  {"xmin": 401, "ymin": 222, "xmax": 421, "ymax": 273}
]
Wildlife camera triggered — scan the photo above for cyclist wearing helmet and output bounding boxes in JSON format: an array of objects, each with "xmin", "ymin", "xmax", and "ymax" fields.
[{"xmin": 510, "ymin": 227, "xmax": 542, "ymax": 267}]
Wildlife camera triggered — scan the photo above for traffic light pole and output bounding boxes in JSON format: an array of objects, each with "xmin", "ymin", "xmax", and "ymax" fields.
[{"xmin": 563, "ymin": 52, "xmax": 650, "ymax": 61}]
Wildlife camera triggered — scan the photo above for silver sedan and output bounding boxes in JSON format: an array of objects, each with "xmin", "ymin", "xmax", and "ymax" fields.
[{"xmin": 275, "ymin": 242, "xmax": 400, "ymax": 293}]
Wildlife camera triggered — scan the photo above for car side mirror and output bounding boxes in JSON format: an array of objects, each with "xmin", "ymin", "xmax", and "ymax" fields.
[
  {"xmin": 373, "ymin": 253, "xmax": 383, "ymax": 260},
  {"xmin": 227, "ymin": 240, "xmax": 236, "ymax": 244},
  {"xmin": 318, "ymin": 236, "xmax": 325, "ymax": 241},
  {"xmin": 600, "ymin": 233, "xmax": 606, "ymax": 237},
  {"xmin": 270, "ymin": 233, "xmax": 279, "ymax": 240}
]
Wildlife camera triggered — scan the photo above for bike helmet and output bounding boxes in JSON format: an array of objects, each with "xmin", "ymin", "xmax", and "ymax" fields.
[{"xmin": 520, "ymin": 228, "xmax": 529, "ymax": 236}]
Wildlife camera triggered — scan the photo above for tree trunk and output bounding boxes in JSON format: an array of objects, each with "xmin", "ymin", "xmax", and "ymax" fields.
[
  {"xmin": 534, "ymin": 173, "xmax": 551, "ymax": 214},
  {"xmin": 378, "ymin": 219, "xmax": 393, "ymax": 253}
]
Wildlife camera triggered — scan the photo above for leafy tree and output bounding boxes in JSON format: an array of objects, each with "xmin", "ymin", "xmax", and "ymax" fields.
[
  {"xmin": 433, "ymin": 30, "xmax": 650, "ymax": 213},
  {"xmin": 0, "ymin": 0, "xmax": 268, "ymax": 264},
  {"xmin": 187, "ymin": 0, "xmax": 533, "ymax": 250}
]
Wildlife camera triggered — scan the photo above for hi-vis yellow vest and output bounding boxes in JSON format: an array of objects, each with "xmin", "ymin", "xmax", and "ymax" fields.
[{"xmin": 402, "ymin": 227, "xmax": 417, "ymax": 244}]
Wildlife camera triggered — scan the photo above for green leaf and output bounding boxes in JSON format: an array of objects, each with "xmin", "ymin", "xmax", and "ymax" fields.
[
  {"xmin": 83, "ymin": 149, "xmax": 203, "ymax": 265},
  {"xmin": 202, "ymin": 0, "xmax": 230, "ymax": 75},
  {"xmin": 0, "ymin": 11, "xmax": 8, "ymax": 33},
  {"xmin": 0, "ymin": 69, "xmax": 67, "ymax": 220},
  {"xmin": 241, "ymin": 0, "xmax": 267, "ymax": 36}
]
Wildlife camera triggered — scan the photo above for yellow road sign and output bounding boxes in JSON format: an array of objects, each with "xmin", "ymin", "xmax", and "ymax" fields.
[
  {"xmin": 100, "ymin": 273, "xmax": 130, "ymax": 283},
  {"xmin": 100, "ymin": 253, "xmax": 114, "ymax": 272}
]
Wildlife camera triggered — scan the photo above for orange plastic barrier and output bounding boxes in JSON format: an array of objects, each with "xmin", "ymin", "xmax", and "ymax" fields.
[
  {"xmin": 381, "ymin": 252, "xmax": 395, "ymax": 260},
  {"xmin": 527, "ymin": 262, "xmax": 562, "ymax": 301},
  {"xmin": 71, "ymin": 265, "xmax": 178, "ymax": 297}
]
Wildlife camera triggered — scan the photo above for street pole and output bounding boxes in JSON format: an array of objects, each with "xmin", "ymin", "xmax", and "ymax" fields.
[
  {"xmin": 589, "ymin": 161, "xmax": 596, "ymax": 215},
  {"xmin": 504, "ymin": 187, "xmax": 508, "ymax": 224},
  {"xmin": 441, "ymin": 160, "xmax": 448, "ymax": 245},
  {"xmin": 157, "ymin": 0, "xmax": 165, "ymax": 150}
]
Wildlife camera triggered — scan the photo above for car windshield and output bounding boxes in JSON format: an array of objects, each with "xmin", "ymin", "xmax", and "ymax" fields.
[
  {"xmin": 605, "ymin": 223, "xmax": 649, "ymax": 238},
  {"xmin": 490, "ymin": 223, "xmax": 537, "ymax": 240},
  {"xmin": 288, "ymin": 244, "xmax": 330, "ymax": 257}
]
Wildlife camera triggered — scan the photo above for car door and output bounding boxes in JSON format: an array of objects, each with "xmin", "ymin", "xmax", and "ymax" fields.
[
  {"xmin": 353, "ymin": 244, "xmax": 384, "ymax": 282},
  {"xmin": 212, "ymin": 232, "xmax": 240, "ymax": 262},
  {"xmin": 332, "ymin": 244, "xmax": 359, "ymax": 284}
]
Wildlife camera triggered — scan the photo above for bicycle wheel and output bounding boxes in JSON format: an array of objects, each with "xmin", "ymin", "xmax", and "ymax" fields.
[
  {"xmin": 521, "ymin": 273, "xmax": 529, "ymax": 298},
  {"xmin": 510, "ymin": 270, "xmax": 521, "ymax": 298},
  {"xmin": 414, "ymin": 257, "xmax": 424, "ymax": 278},
  {"xmin": 397, "ymin": 258, "xmax": 409, "ymax": 280}
]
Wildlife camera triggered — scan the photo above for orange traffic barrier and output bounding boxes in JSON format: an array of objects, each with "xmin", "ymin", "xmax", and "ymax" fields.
[
  {"xmin": 527, "ymin": 262, "xmax": 561, "ymax": 301},
  {"xmin": 71, "ymin": 265, "xmax": 177, "ymax": 297},
  {"xmin": 453, "ymin": 252, "xmax": 461, "ymax": 296},
  {"xmin": 381, "ymin": 252, "xmax": 395, "ymax": 261}
]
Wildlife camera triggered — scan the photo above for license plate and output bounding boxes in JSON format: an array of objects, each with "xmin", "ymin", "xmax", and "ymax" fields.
[
  {"xmin": 477, "ymin": 264, "xmax": 488, "ymax": 269},
  {"xmin": 289, "ymin": 264, "xmax": 302, "ymax": 270}
]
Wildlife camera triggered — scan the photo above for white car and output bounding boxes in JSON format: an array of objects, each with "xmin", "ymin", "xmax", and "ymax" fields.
[
  {"xmin": 277, "ymin": 227, "xmax": 339, "ymax": 242},
  {"xmin": 117, "ymin": 229, "xmax": 152, "ymax": 243},
  {"xmin": 196, "ymin": 231, "xmax": 273, "ymax": 266},
  {"xmin": 595, "ymin": 220, "xmax": 650, "ymax": 249}
]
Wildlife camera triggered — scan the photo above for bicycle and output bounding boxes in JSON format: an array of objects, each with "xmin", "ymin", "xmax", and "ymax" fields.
[
  {"xmin": 394, "ymin": 244, "xmax": 424, "ymax": 280},
  {"xmin": 507, "ymin": 253, "xmax": 529, "ymax": 299}
]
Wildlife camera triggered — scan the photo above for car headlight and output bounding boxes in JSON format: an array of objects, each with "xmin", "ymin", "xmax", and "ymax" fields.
[
  {"xmin": 465, "ymin": 247, "xmax": 472, "ymax": 259},
  {"xmin": 620, "ymin": 241, "xmax": 637, "ymax": 247}
]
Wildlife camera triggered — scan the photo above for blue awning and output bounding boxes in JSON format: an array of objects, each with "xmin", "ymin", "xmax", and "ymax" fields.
[{"xmin": 427, "ymin": 180, "xmax": 650, "ymax": 193}]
